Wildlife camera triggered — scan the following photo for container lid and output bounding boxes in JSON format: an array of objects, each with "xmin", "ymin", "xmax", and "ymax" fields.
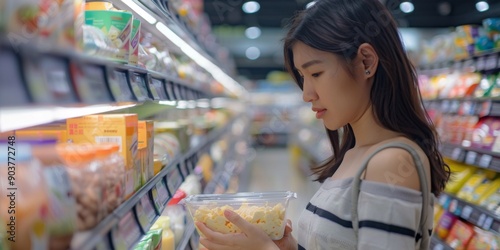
[
  {"xmin": 94, "ymin": 143, "xmax": 119, "ymax": 158},
  {"xmin": 56, "ymin": 144, "xmax": 96, "ymax": 164},
  {"xmin": 182, "ymin": 191, "xmax": 297, "ymax": 203}
]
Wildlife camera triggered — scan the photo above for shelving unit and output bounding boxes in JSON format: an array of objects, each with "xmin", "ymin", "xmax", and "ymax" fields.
[{"xmin": 430, "ymin": 235, "xmax": 454, "ymax": 250}]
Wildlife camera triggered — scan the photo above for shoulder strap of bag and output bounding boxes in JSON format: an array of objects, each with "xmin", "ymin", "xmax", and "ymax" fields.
[{"xmin": 350, "ymin": 142, "xmax": 430, "ymax": 249}]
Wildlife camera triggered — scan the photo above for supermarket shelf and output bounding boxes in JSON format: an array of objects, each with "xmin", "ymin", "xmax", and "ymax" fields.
[
  {"xmin": 438, "ymin": 192, "xmax": 500, "ymax": 235},
  {"xmin": 295, "ymin": 138, "xmax": 326, "ymax": 163},
  {"xmin": 440, "ymin": 143, "xmax": 500, "ymax": 172},
  {"xmin": 423, "ymin": 98, "xmax": 500, "ymax": 117},
  {"xmin": 71, "ymin": 115, "xmax": 241, "ymax": 250},
  {"xmin": 176, "ymin": 221, "xmax": 196, "ymax": 250},
  {"xmin": 419, "ymin": 48, "xmax": 500, "ymax": 72},
  {"xmin": 430, "ymin": 235, "xmax": 454, "ymax": 250}
]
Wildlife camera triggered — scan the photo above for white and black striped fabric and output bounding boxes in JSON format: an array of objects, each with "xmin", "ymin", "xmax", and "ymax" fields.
[{"xmin": 297, "ymin": 177, "xmax": 434, "ymax": 249}]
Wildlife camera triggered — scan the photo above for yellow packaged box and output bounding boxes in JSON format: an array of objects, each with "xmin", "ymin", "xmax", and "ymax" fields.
[
  {"xmin": 139, "ymin": 120, "xmax": 154, "ymax": 182},
  {"xmin": 16, "ymin": 123, "xmax": 68, "ymax": 143},
  {"xmin": 66, "ymin": 114, "xmax": 139, "ymax": 199}
]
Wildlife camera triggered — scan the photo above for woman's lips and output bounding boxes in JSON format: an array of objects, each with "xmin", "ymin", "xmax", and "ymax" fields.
[{"xmin": 315, "ymin": 109, "xmax": 326, "ymax": 119}]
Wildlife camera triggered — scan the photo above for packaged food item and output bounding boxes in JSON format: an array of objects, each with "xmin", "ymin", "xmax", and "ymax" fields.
[
  {"xmin": 139, "ymin": 234, "xmax": 154, "ymax": 250},
  {"xmin": 445, "ymin": 220, "xmax": 475, "ymax": 250},
  {"xmin": 66, "ymin": 114, "xmax": 139, "ymax": 199},
  {"xmin": 83, "ymin": 24, "xmax": 120, "ymax": 58},
  {"xmin": 445, "ymin": 161, "xmax": 476, "ymax": 195},
  {"xmin": 15, "ymin": 123, "xmax": 68, "ymax": 143},
  {"xmin": 147, "ymin": 228, "xmax": 163, "ymax": 250},
  {"xmin": 134, "ymin": 240, "xmax": 152, "ymax": 250},
  {"xmin": 56, "ymin": 144, "xmax": 105, "ymax": 230},
  {"xmin": 29, "ymin": 141, "xmax": 77, "ymax": 250},
  {"xmin": 467, "ymin": 226, "xmax": 500, "ymax": 250},
  {"xmin": 130, "ymin": 18, "xmax": 141, "ymax": 65},
  {"xmin": 95, "ymin": 144, "xmax": 126, "ymax": 214},
  {"xmin": 85, "ymin": 0, "xmax": 115, "ymax": 10},
  {"xmin": 3, "ymin": 0, "xmax": 41, "ymax": 38},
  {"xmin": 85, "ymin": 10, "xmax": 133, "ymax": 63},
  {"xmin": 435, "ymin": 211, "xmax": 458, "ymax": 239},
  {"xmin": 457, "ymin": 169, "xmax": 497, "ymax": 202},
  {"xmin": 163, "ymin": 205, "xmax": 186, "ymax": 245},
  {"xmin": 0, "ymin": 144, "xmax": 50, "ymax": 250},
  {"xmin": 184, "ymin": 192, "xmax": 297, "ymax": 240},
  {"xmin": 152, "ymin": 216, "xmax": 175, "ymax": 250},
  {"xmin": 39, "ymin": 0, "xmax": 84, "ymax": 49},
  {"xmin": 138, "ymin": 121, "xmax": 154, "ymax": 182},
  {"xmin": 155, "ymin": 122, "xmax": 188, "ymax": 153},
  {"xmin": 483, "ymin": 18, "xmax": 500, "ymax": 48},
  {"xmin": 434, "ymin": 205, "xmax": 445, "ymax": 226},
  {"xmin": 455, "ymin": 25, "xmax": 481, "ymax": 58}
]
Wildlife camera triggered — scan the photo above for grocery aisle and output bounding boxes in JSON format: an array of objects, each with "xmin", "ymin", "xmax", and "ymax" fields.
[{"xmin": 243, "ymin": 147, "xmax": 321, "ymax": 238}]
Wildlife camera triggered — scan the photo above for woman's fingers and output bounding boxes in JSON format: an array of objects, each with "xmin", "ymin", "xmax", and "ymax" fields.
[
  {"xmin": 196, "ymin": 222, "xmax": 247, "ymax": 245},
  {"xmin": 224, "ymin": 210, "xmax": 259, "ymax": 235},
  {"xmin": 200, "ymin": 238, "xmax": 233, "ymax": 250}
]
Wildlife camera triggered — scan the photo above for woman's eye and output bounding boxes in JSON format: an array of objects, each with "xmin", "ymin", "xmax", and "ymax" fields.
[{"xmin": 312, "ymin": 72, "xmax": 322, "ymax": 78}]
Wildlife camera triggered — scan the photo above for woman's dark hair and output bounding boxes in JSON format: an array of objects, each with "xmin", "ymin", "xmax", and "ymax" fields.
[{"xmin": 283, "ymin": 0, "xmax": 450, "ymax": 196}]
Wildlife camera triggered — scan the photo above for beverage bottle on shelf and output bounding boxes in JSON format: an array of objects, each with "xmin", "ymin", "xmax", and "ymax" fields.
[{"xmin": 152, "ymin": 216, "xmax": 175, "ymax": 250}]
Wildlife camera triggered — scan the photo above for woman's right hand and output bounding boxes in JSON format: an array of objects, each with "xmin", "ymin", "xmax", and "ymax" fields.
[{"xmin": 273, "ymin": 220, "xmax": 298, "ymax": 250}]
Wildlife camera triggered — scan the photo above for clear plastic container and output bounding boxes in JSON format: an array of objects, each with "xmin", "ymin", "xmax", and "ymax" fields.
[
  {"xmin": 56, "ymin": 144, "xmax": 105, "ymax": 230},
  {"xmin": 182, "ymin": 191, "xmax": 297, "ymax": 240},
  {"xmin": 94, "ymin": 144, "xmax": 125, "ymax": 215}
]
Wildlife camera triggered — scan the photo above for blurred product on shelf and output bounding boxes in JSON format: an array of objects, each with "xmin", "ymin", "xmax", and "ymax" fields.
[
  {"xmin": 162, "ymin": 206, "xmax": 186, "ymax": 246},
  {"xmin": 85, "ymin": 0, "xmax": 116, "ymax": 10},
  {"xmin": 445, "ymin": 161, "xmax": 476, "ymax": 194},
  {"xmin": 446, "ymin": 220, "xmax": 475, "ymax": 249},
  {"xmin": 66, "ymin": 114, "xmax": 139, "ymax": 199},
  {"xmin": 468, "ymin": 227, "xmax": 500, "ymax": 249},
  {"xmin": 94, "ymin": 143, "xmax": 126, "ymax": 214},
  {"xmin": 196, "ymin": 153, "xmax": 214, "ymax": 187},
  {"xmin": 435, "ymin": 211, "xmax": 458, "ymax": 239},
  {"xmin": 129, "ymin": 18, "xmax": 141, "ymax": 66},
  {"xmin": 39, "ymin": 0, "xmax": 84, "ymax": 49},
  {"xmin": 152, "ymin": 216, "xmax": 175, "ymax": 250},
  {"xmin": 0, "ymin": 144, "xmax": 50, "ymax": 250},
  {"xmin": 85, "ymin": 10, "xmax": 133, "ymax": 63},
  {"xmin": 155, "ymin": 122, "xmax": 187, "ymax": 153},
  {"xmin": 138, "ymin": 120, "xmax": 155, "ymax": 185},
  {"xmin": 456, "ymin": 169, "xmax": 497, "ymax": 204}
]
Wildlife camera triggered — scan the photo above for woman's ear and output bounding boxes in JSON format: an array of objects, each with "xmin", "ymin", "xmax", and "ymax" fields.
[{"xmin": 357, "ymin": 43, "xmax": 379, "ymax": 78}]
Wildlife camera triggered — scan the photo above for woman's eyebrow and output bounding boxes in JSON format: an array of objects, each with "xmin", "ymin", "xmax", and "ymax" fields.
[{"xmin": 301, "ymin": 59, "xmax": 323, "ymax": 69}]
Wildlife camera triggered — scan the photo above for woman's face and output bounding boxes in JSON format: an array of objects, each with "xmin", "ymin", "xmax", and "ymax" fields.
[{"xmin": 292, "ymin": 41, "xmax": 372, "ymax": 130}]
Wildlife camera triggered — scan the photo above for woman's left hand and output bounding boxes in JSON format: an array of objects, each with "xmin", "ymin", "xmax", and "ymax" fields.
[{"xmin": 196, "ymin": 210, "xmax": 279, "ymax": 250}]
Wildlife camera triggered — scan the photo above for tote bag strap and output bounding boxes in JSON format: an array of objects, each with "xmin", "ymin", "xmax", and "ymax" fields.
[{"xmin": 350, "ymin": 142, "xmax": 430, "ymax": 249}]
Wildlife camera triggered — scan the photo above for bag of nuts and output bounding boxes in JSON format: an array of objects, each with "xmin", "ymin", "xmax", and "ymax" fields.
[{"xmin": 94, "ymin": 144, "xmax": 126, "ymax": 215}]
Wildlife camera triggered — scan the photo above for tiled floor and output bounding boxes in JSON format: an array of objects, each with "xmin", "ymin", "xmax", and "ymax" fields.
[{"xmin": 240, "ymin": 147, "xmax": 321, "ymax": 238}]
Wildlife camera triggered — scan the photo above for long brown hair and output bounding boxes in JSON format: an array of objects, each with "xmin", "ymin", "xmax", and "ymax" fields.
[{"xmin": 283, "ymin": 0, "xmax": 449, "ymax": 196}]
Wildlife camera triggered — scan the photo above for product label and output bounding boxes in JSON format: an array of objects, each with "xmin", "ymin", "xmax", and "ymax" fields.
[
  {"xmin": 113, "ymin": 211, "xmax": 141, "ymax": 250},
  {"xmin": 136, "ymin": 195, "xmax": 156, "ymax": 232},
  {"xmin": 166, "ymin": 167, "xmax": 183, "ymax": 196},
  {"xmin": 71, "ymin": 63, "xmax": 111, "ymax": 103},
  {"xmin": 152, "ymin": 180, "xmax": 169, "ymax": 212}
]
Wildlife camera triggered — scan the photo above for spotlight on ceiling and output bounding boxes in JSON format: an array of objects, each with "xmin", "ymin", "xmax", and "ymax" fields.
[
  {"xmin": 245, "ymin": 26, "xmax": 261, "ymax": 39},
  {"xmin": 400, "ymin": 1, "xmax": 414, "ymax": 13},
  {"xmin": 438, "ymin": 2, "xmax": 452, "ymax": 16},
  {"xmin": 476, "ymin": 1, "xmax": 489, "ymax": 12},
  {"xmin": 246, "ymin": 47, "xmax": 261, "ymax": 60},
  {"xmin": 242, "ymin": 1, "xmax": 260, "ymax": 14}
]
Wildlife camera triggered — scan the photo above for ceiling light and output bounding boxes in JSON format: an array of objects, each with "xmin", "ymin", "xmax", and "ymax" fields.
[
  {"xmin": 400, "ymin": 1, "xmax": 414, "ymax": 13},
  {"xmin": 242, "ymin": 1, "xmax": 260, "ymax": 14},
  {"xmin": 245, "ymin": 47, "xmax": 261, "ymax": 60},
  {"xmin": 245, "ymin": 26, "xmax": 261, "ymax": 39},
  {"xmin": 476, "ymin": 1, "xmax": 489, "ymax": 12},
  {"xmin": 306, "ymin": 1, "xmax": 316, "ymax": 9}
]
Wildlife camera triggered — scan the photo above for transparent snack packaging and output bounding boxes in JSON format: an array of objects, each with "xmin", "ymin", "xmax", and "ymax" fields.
[
  {"xmin": 94, "ymin": 144, "xmax": 126, "ymax": 214},
  {"xmin": 182, "ymin": 191, "xmax": 297, "ymax": 240}
]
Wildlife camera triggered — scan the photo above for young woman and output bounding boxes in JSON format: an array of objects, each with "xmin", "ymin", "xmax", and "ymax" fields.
[{"xmin": 196, "ymin": 0, "xmax": 450, "ymax": 249}]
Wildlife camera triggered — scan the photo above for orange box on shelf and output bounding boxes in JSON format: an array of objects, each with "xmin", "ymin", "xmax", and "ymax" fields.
[
  {"xmin": 66, "ymin": 114, "xmax": 139, "ymax": 199},
  {"xmin": 138, "ymin": 120, "xmax": 154, "ymax": 183}
]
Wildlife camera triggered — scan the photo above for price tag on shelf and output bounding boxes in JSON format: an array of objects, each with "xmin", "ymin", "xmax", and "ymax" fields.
[
  {"xmin": 452, "ymin": 148, "xmax": 462, "ymax": 161},
  {"xmin": 483, "ymin": 216, "xmax": 494, "ymax": 230},
  {"xmin": 476, "ymin": 56, "xmax": 486, "ymax": 71},
  {"xmin": 0, "ymin": 49, "xmax": 30, "ymax": 106},
  {"xmin": 486, "ymin": 55, "xmax": 499, "ymax": 71},
  {"xmin": 478, "ymin": 154, "xmax": 492, "ymax": 168},
  {"xmin": 71, "ymin": 63, "xmax": 112, "ymax": 103},
  {"xmin": 40, "ymin": 56, "xmax": 77, "ymax": 103},
  {"xmin": 130, "ymin": 73, "xmax": 151, "ymax": 101},
  {"xmin": 173, "ymin": 84, "xmax": 182, "ymax": 100},
  {"xmin": 150, "ymin": 77, "xmax": 166, "ymax": 100},
  {"xmin": 166, "ymin": 166, "xmax": 183, "ymax": 196},
  {"xmin": 165, "ymin": 81, "xmax": 176, "ymax": 100},
  {"xmin": 107, "ymin": 69, "xmax": 134, "ymax": 102},
  {"xmin": 135, "ymin": 195, "xmax": 157, "ymax": 232},
  {"xmin": 151, "ymin": 179, "xmax": 169, "ymax": 213},
  {"xmin": 461, "ymin": 205, "xmax": 473, "ymax": 220},
  {"xmin": 465, "ymin": 151, "xmax": 478, "ymax": 165},
  {"xmin": 463, "ymin": 59, "xmax": 476, "ymax": 72},
  {"xmin": 478, "ymin": 213, "xmax": 487, "ymax": 228},
  {"xmin": 111, "ymin": 211, "xmax": 142, "ymax": 250}
]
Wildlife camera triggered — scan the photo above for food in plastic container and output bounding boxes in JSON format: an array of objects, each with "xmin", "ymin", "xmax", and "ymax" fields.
[
  {"xmin": 94, "ymin": 144, "xmax": 125, "ymax": 214},
  {"xmin": 56, "ymin": 144, "xmax": 105, "ymax": 230},
  {"xmin": 183, "ymin": 191, "xmax": 297, "ymax": 240},
  {"xmin": 85, "ymin": 10, "xmax": 133, "ymax": 63}
]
